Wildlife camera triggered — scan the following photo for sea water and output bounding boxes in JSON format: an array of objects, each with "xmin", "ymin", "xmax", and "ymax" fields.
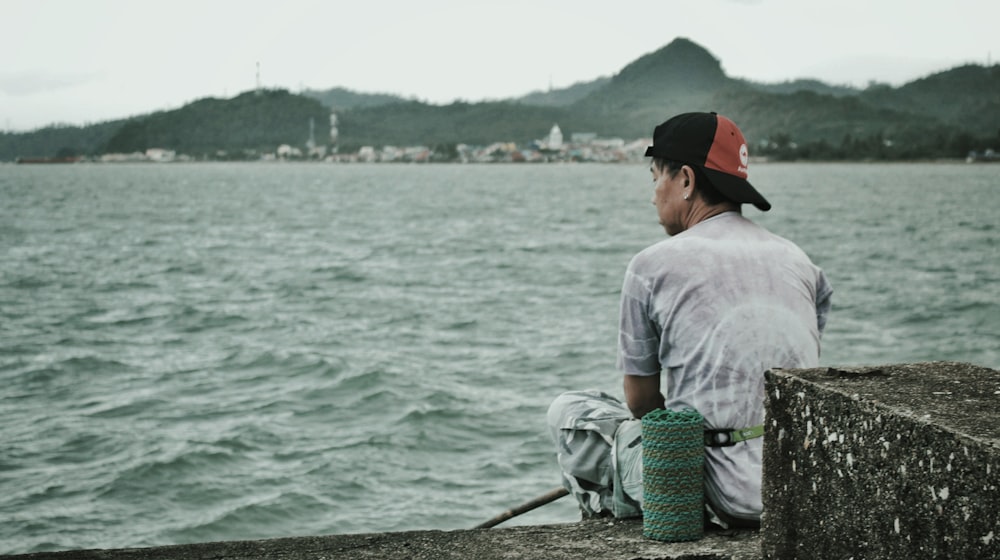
[{"xmin": 1, "ymin": 162, "xmax": 997, "ymax": 553}]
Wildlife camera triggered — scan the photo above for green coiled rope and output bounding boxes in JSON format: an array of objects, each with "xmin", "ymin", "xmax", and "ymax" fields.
[{"xmin": 641, "ymin": 407, "xmax": 704, "ymax": 542}]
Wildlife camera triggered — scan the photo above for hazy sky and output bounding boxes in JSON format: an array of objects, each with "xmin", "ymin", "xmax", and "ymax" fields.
[{"xmin": 2, "ymin": 0, "xmax": 997, "ymax": 131}]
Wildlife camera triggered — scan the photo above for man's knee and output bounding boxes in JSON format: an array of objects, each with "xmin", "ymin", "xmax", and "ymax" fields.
[{"xmin": 546, "ymin": 391, "xmax": 581, "ymax": 431}]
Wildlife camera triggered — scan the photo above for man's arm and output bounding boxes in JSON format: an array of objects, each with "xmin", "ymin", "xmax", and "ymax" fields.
[
  {"xmin": 624, "ymin": 373, "xmax": 665, "ymax": 419},
  {"xmin": 816, "ymin": 270, "xmax": 833, "ymax": 336}
]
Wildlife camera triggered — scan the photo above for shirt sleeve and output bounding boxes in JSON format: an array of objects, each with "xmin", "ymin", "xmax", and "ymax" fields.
[
  {"xmin": 616, "ymin": 264, "xmax": 663, "ymax": 376},
  {"xmin": 815, "ymin": 269, "xmax": 833, "ymax": 336}
]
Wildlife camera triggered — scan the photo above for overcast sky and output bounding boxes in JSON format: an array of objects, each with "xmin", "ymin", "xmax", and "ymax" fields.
[{"xmin": 2, "ymin": 0, "xmax": 997, "ymax": 131}]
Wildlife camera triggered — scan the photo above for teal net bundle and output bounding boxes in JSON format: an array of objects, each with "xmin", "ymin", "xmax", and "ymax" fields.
[{"xmin": 640, "ymin": 407, "xmax": 705, "ymax": 542}]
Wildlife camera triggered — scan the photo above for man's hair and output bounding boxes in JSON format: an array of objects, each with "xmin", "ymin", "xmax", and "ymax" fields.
[{"xmin": 652, "ymin": 158, "xmax": 732, "ymax": 207}]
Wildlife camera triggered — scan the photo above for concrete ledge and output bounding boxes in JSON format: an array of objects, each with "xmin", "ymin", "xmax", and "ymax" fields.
[
  {"xmin": 1, "ymin": 519, "xmax": 760, "ymax": 560},
  {"xmin": 762, "ymin": 361, "xmax": 1000, "ymax": 559}
]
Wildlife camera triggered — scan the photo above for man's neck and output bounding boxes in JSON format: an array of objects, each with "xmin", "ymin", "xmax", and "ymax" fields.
[{"xmin": 684, "ymin": 201, "xmax": 741, "ymax": 231}]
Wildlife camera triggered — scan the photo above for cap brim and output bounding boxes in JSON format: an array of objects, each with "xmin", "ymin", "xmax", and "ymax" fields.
[
  {"xmin": 701, "ymin": 167, "xmax": 771, "ymax": 212},
  {"xmin": 644, "ymin": 145, "xmax": 667, "ymax": 158}
]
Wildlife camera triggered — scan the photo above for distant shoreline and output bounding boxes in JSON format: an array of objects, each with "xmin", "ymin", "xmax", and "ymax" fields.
[{"xmin": 8, "ymin": 157, "xmax": 985, "ymax": 166}]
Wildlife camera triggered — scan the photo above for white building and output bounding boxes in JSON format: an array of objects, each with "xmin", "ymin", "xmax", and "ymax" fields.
[
  {"xmin": 330, "ymin": 112, "xmax": 339, "ymax": 149},
  {"xmin": 277, "ymin": 144, "xmax": 303, "ymax": 159},
  {"xmin": 547, "ymin": 124, "xmax": 563, "ymax": 150},
  {"xmin": 145, "ymin": 148, "xmax": 176, "ymax": 162}
]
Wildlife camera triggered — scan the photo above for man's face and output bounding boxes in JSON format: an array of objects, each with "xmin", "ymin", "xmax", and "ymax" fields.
[{"xmin": 650, "ymin": 162, "xmax": 687, "ymax": 236}]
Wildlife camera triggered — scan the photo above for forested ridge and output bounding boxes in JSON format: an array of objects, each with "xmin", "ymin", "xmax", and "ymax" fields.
[{"xmin": 3, "ymin": 38, "xmax": 997, "ymax": 161}]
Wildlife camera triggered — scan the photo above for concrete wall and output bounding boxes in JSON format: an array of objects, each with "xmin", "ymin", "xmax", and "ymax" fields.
[{"xmin": 761, "ymin": 362, "xmax": 1000, "ymax": 559}]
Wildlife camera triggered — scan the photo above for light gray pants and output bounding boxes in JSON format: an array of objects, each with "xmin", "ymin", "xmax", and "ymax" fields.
[
  {"xmin": 546, "ymin": 390, "xmax": 754, "ymax": 529},
  {"xmin": 546, "ymin": 390, "xmax": 643, "ymax": 518}
]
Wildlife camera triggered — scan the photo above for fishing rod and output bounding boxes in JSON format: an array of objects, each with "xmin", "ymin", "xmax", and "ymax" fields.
[{"xmin": 474, "ymin": 487, "xmax": 570, "ymax": 529}]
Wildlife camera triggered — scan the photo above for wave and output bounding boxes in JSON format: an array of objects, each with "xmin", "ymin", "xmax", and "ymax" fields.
[
  {"xmin": 84, "ymin": 397, "xmax": 172, "ymax": 419},
  {"xmin": 159, "ymin": 491, "xmax": 335, "ymax": 545},
  {"xmin": 218, "ymin": 348, "xmax": 345, "ymax": 378},
  {"xmin": 10, "ymin": 355, "xmax": 133, "ymax": 388},
  {"xmin": 309, "ymin": 264, "xmax": 369, "ymax": 283},
  {"xmin": 166, "ymin": 306, "xmax": 250, "ymax": 334},
  {"xmin": 96, "ymin": 446, "xmax": 245, "ymax": 504},
  {"xmin": 5, "ymin": 275, "xmax": 54, "ymax": 290}
]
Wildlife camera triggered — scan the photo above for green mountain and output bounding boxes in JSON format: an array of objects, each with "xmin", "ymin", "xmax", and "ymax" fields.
[
  {"xmin": 268, "ymin": 39, "xmax": 1000, "ymax": 158},
  {"xmin": 335, "ymin": 38, "xmax": 740, "ymax": 149},
  {"xmin": 3, "ymin": 38, "xmax": 998, "ymax": 161},
  {"xmin": 336, "ymin": 101, "xmax": 573, "ymax": 150},
  {"xmin": 103, "ymin": 89, "xmax": 330, "ymax": 157},
  {"xmin": 1, "ymin": 120, "xmax": 124, "ymax": 162},
  {"xmin": 515, "ymin": 77, "xmax": 611, "ymax": 107},
  {"xmin": 743, "ymin": 78, "xmax": 860, "ymax": 98},
  {"xmin": 858, "ymin": 65, "xmax": 1000, "ymax": 137},
  {"xmin": 557, "ymin": 38, "xmax": 739, "ymax": 138},
  {"xmin": 301, "ymin": 87, "xmax": 407, "ymax": 111}
]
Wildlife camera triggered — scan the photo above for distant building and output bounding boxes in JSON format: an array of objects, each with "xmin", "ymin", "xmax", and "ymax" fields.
[
  {"xmin": 145, "ymin": 148, "xmax": 176, "ymax": 162},
  {"xmin": 100, "ymin": 152, "xmax": 147, "ymax": 163},
  {"xmin": 591, "ymin": 137, "xmax": 625, "ymax": 149},
  {"xmin": 380, "ymin": 145, "xmax": 401, "ymax": 162},
  {"xmin": 547, "ymin": 124, "xmax": 563, "ymax": 150},
  {"xmin": 277, "ymin": 144, "xmax": 303, "ymax": 159},
  {"xmin": 330, "ymin": 112, "xmax": 339, "ymax": 152},
  {"xmin": 308, "ymin": 145, "xmax": 328, "ymax": 159}
]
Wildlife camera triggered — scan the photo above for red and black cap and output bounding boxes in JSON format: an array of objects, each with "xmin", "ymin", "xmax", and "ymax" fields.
[{"xmin": 645, "ymin": 112, "xmax": 771, "ymax": 211}]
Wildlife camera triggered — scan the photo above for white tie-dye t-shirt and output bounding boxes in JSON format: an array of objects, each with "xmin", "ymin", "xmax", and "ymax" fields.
[{"xmin": 617, "ymin": 211, "xmax": 832, "ymax": 521}]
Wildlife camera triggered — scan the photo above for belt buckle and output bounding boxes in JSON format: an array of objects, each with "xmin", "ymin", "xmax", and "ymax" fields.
[{"xmin": 704, "ymin": 429, "xmax": 736, "ymax": 447}]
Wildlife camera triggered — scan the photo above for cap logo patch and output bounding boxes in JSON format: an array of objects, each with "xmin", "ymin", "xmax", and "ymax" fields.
[{"xmin": 738, "ymin": 143, "xmax": 749, "ymax": 173}]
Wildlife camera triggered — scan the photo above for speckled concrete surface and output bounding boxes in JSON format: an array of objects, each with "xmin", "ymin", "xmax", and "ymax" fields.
[
  {"xmin": 1, "ymin": 518, "xmax": 760, "ymax": 560},
  {"xmin": 762, "ymin": 362, "xmax": 1000, "ymax": 559}
]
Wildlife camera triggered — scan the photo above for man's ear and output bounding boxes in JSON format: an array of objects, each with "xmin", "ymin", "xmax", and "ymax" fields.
[{"xmin": 681, "ymin": 165, "xmax": 694, "ymax": 187}]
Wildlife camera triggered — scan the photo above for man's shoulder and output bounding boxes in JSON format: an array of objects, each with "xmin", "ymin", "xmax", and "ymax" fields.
[
  {"xmin": 627, "ymin": 235, "xmax": 705, "ymax": 278},
  {"xmin": 697, "ymin": 214, "xmax": 808, "ymax": 254},
  {"xmin": 628, "ymin": 216, "xmax": 814, "ymax": 273}
]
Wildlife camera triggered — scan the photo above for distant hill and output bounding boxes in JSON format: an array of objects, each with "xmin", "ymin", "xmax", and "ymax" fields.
[
  {"xmin": 100, "ymin": 89, "xmax": 329, "ymax": 157},
  {"xmin": 1, "ymin": 120, "xmax": 124, "ymax": 162},
  {"xmin": 743, "ymin": 78, "xmax": 860, "ymax": 98},
  {"xmin": 3, "ymin": 38, "xmax": 998, "ymax": 161},
  {"xmin": 515, "ymin": 77, "xmax": 611, "ymax": 107},
  {"xmin": 338, "ymin": 38, "xmax": 741, "ymax": 146},
  {"xmin": 858, "ymin": 65, "xmax": 1000, "ymax": 137},
  {"xmin": 566, "ymin": 38, "xmax": 737, "ymax": 137},
  {"xmin": 336, "ymin": 101, "xmax": 574, "ymax": 150},
  {"xmin": 301, "ymin": 87, "xmax": 408, "ymax": 111}
]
